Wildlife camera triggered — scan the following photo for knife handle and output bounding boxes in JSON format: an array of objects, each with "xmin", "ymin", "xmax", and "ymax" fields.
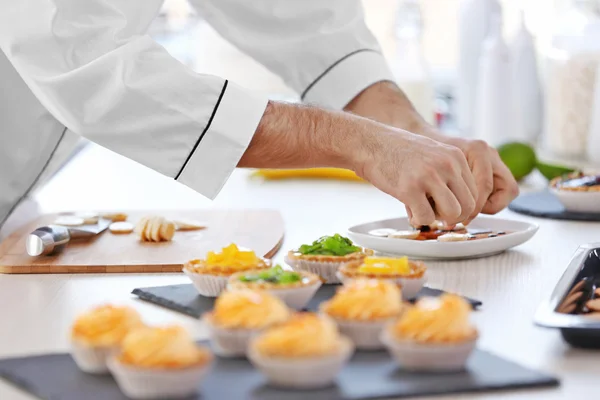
[{"xmin": 26, "ymin": 225, "xmax": 71, "ymax": 256}]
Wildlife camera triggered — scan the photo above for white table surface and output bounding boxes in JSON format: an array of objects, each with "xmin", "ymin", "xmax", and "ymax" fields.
[{"xmin": 0, "ymin": 143, "xmax": 598, "ymax": 399}]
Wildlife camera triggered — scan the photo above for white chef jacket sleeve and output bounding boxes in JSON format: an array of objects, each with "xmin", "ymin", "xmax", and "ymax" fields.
[
  {"xmin": 0, "ymin": 1, "xmax": 267, "ymax": 200},
  {"xmin": 190, "ymin": 0, "xmax": 395, "ymax": 109}
]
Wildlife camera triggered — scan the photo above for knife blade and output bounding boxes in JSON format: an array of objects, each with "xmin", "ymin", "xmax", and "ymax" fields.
[{"xmin": 26, "ymin": 218, "xmax": 111, "ymax": 256}]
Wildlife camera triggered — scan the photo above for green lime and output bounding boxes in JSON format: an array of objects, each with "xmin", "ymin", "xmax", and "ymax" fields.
[
  {"xmin": 496, "ymin": 142, "xmax": 537, "ymax": 181},
  {"xmin": 536, "ymin": 161, "xmax": 576, "ymax": 181}
]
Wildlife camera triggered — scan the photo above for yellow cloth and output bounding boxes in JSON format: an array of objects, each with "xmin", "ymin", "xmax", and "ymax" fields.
[{"xmin": 253, "ymin": 168, "xmax": 365, "ymax": 182}]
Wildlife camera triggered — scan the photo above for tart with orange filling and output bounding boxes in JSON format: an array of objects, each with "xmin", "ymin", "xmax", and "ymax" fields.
[
  {"xmin": 337, "ymin": 256, "xmax": 427, "ymax": 299},
  {"xmin": 183, "ymin": 243, "xmax": 270, "ymax": 297},
  {"xmin": 108, "ymin": 326, "xmax": 212, "ymax": 399},
  {"xmin": 70, "ymin": 305, "xmax": 145, "ymax": 374},
  {"xmin": 284, "ymin": 234, "xmax": 373, "ymax": 284},
  {"xmin": 381, "ymin": 294, "xmax": 478, "ymax": 371},
  {"xmin": 227, "ymin": 265, "xmax": 322, "ymax": 309},
  {"xmin": 248, "ymin": 313, "xmax": 354, "ymax": 389},
  {"xmin": 203, "ymin": 289, "xmax": 290, "ymax": 357},
  {"xmin": 321, "ymin": 279, "xmax": 404, "ymax": 349}
]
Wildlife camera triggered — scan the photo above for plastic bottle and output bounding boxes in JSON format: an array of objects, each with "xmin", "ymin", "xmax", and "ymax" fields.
[
  {"xmin": 457, "ymin": 0, "xmax": 502, "ymax": 136},
  {"xmin": 510, "ymin": 10, "xmax": 543, "ymax": 145},
  {"xmin": 392, "ymin": 0, "xmax": 434, "ymax": 124},
  {"xmin": 474, "ymin": 14, "xmax": 512, "ymax": 147}
]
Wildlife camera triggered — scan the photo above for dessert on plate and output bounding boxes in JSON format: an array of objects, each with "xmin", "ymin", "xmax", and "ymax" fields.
[
  {"xmin": 203, "ymin": 289, "xmax": 290, "ymax": 357},
  {"xmin": 108, "ymin": 325, "xmax": 212, "ymax": 399},
  {"xmin": 550, "ymin": 171, "xmax": 600, "ymax": 192},
  {"xmin": 227, "ymin": 264, "xmax": 322, "ymax": 309},
  {"xmin": 321, "ymin": 279, "xmax": 404, "ymax": 349},
  {"xmin": 337, "ymin": 256, "xmax": 427, "ymax": 299},
  {"xmin": 380, "ymin": 294, "xmax": 478, "ymax": 371},
  {"xmin": 284, "ymin": 234, "xmax": 373, "ymax": 283},
  {"xmin": 368, "ymin": 220, "xmax": 509, "ymax": 241},
  {"xmin": 248, "ymin": 312, "xmax": 354, "ymax": 389},
  {"xmin": 184, "ymin": 243, "xmax": 270, "ymax": 297},
  {"xmin": 70, "ymin": 305, "xmax": 144, "ymax": 373}
]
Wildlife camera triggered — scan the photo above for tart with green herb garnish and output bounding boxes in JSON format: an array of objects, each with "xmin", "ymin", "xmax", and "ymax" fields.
[
  {"xmin": 284, "ymin": 234, "xmax": 373, "ymax": 284},
  {"xmin": 228, "ymin": 265, "xmax": 322, "ymax": 310}
]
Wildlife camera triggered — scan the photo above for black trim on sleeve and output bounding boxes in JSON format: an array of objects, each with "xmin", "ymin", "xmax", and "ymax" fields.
[
  {"xmin": 174, "ymin": 80, "xmax": 229, "ymax": 180},
  {"xmin": 300, "ymin": 49, "xmax": 377, "ymax": 100}
]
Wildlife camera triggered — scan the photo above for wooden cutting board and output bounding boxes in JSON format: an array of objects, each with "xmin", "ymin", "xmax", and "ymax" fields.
[{"xmin": 0, "ymin": 209, "xmax": 284, "ymax": 274}]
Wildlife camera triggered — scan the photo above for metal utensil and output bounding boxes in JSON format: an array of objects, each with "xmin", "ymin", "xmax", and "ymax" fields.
[{"xmin": 26, "ymin": 218, "xmax": 111, "ymax": 256}]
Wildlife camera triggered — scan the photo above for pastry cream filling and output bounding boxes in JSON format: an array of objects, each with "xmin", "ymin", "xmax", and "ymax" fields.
[
  {"xmin": 211, "ymin": 289, "xmax": 290, "ymax": 329},
  {"xmin": 357, "ymin": 256, "xmax": 411, "ymax": 275},
  {"xmin": 253, "ymin": 313, "xmax": 342, "ymax": 358},
  {"xmin": 71, "ymin": 305, "xmax": 144, "ymax": 347},
  {"xmin": 392, "ymin": 294, "xmax": 477, "ymax": 343},
  {"xmin": 118, "ymin": 326, "xmax": 211, "ymax": 368},
  {"xmin": 323, "ymin": 279, "xmax": 402, "ymax": 320}
]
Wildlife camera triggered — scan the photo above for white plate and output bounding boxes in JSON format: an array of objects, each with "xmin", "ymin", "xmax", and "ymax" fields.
[
  {"xmin": 347, "ymin": 216, "xmax": 539, "ymax": 260},
  {"xmin": 550, "ymin": 187, "xmax": 600, "ymax": 213}
]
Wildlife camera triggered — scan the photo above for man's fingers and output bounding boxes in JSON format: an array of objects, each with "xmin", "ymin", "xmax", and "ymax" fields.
[
  {"xmin": 406, "ymin": 196, "xmax": 436, "ymax": 226},
  {"xmin": 428, "ymin": 183, "xmax": 461, "ymax": 223},
  {"xmin": 467, "ymin": 154, "xmax": 494, "ymax": 221},
  {"xmin": 480, "ymin": 152, "xmax": 519, "ymax": 214},
  {"xmin": 447, "ymin": 178, "xmax": 476, "ymax": 223}
]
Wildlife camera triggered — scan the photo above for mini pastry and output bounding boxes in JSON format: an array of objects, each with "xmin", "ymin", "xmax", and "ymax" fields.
[
  {"xmin": 227, "ymin": 264, "xmax": 322, "ymax": 309},
  {"xmin": 108, "ymin": 326, "xmax": 212, "ymax": 399},
  {"xmin": 109, "ymin": 221, "xmax": 134, "ymax": 234},
  {"xmin": 337, "ymin": 256, "xmax": 427, "ymax": 299},
  {"xmin": 184, "ymin": 244, "xmax": 270, "ymax": 297},
  {"xmin": 70, "ymin": 305, "xmax": 144, "ymax": 373},
  {"xmin": 203, "ymin": 289, "xmax": 290, "ymax": 357},
  {"xmin": 135, "ymin": 216, "xmax": 176, "ymax": 242},
  {"xmin": 550, "ymin": 171, "xmax": 600, "ymax": 192},
  {"xmin": 321, "ymin": 279, "xmax": 403, "ymax": 349},
  {"xmin": 284, "ymin": 234, "xmax": 373, "ymax": 284},
  {"xmin": 248, "ymin": 313, "xmax": 354, "ymax": 389},
  {"xmin": 381, "ymin": 294, "xmax": 478, "ymax": 371}
]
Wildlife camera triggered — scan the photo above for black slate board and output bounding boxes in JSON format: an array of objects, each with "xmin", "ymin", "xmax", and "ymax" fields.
[
  {"xmin": 0, "ymin": 347, "xmax": 559, "ymax": 400},
  {"xmin": 509, "ymin": 191, "xmax": 600, "ymax": 221},
  {"xmin": 132, "ymin": 284, "xmax": 482, "ymax": 319}
]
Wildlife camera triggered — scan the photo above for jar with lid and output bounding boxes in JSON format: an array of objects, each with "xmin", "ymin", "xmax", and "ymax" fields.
[{"xmin": 543, "ymin": 0, "xmax": 600, "ymax": 160}]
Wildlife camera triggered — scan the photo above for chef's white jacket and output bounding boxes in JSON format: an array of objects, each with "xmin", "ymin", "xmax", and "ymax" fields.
[{"xmin": 0, "ymin": 0, "xmax": 394, "ymax": 231}]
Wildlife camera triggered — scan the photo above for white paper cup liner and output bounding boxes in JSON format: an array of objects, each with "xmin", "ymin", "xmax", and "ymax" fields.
[
  {"xmin": 71, "ymin": 340, "xmax": 118, "ymax": 374},
  {"xmin": 183, "ymin": 269, "xmax": 228, "ymax": 297},
  {"xmin": 328, "ymin": 317, "xmax": 394, "ymax": 350},
  {"xmin": 380, "ymin": 328, "xmax": 477, "ymax": 371},
  {"xmin": 247, "ymin": 337, "xmax": 354, "ymax": 389},
  {"xmin": 107, "ymin": 357, "xmax": 211, "ymax": 399},
  {"xmin": 204, "ymin": 318, "xmax": 262, "ymax": 357},
  {"xmin": 336, "ymin": 271, "xmax": 427, "ymax": 300},
  {"xmin": 284, "ymin": 255, "xmax": 342, "ymax": 284}
]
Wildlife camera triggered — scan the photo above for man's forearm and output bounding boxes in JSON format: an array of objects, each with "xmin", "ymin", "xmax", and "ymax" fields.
[
  {"xmin": 344, "ymin": 81, "xmax": 444, "ymax": 141},
  {"xmin": 238, "ymin": 101, "xmax": 374, "ymax": 171}
]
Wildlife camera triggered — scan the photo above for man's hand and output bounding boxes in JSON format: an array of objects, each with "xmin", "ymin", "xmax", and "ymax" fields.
[
  {"xmin": 345, "ymin": 81, "xmax": 519, "ymax": 222},
  {"xmin": 356, "ymin": 127, "xmax": 478, "ymax": 226}
]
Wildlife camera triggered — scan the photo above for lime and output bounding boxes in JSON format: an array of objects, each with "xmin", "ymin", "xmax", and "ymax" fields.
[
  {"xmin": 536, "ymin": 161, "xmax": 576, "ymax": 181},
  {"xmin": 496, "ymin": 142, "xmax": 537, "ymax": 181}
]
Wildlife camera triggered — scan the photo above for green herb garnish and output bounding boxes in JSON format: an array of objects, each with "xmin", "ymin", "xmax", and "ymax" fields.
[
  {"xmin": 238, "ymin": 264, "xmax": 301, "ymax": 284},
  {"xmin": 297, "ymin": 234, "xmax": 361, "ymax": 256}
]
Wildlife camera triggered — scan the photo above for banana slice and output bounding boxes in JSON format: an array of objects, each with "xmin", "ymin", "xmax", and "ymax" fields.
[
  {"xmin": 160, "ymin": 220, "xmax": 176, "ymax": 241},
  {"xmin": 54, "ymin": 216, "xmax": 85, "ymax": 226},
  {"xmin": 368, "ymin": 228, "xmax": 398, "ymax": 237},
  {"xmin": 387, "ymin": 230, "xmax": 420, "ymax": 239},
  {"xmin": 75, "ymin": 212, "xmax": 99, "ymax": 224},
  {"xmin": 174, "ymin": 219, "xmax": 206, "ymax": 231},
  {"xmin": 150, "ymin": 217, "xmax": 163, "ymax": 242},
  {"xmin": 109, "ymin": 222, "xmax": 134, "ymax": 234},
  {"xmin": 102, "ymin": 212, "xmax": 128, "ymax": 222},
  {"xmin": 437, "ymin": 233, "xmax": 471, "ymax": 242}
]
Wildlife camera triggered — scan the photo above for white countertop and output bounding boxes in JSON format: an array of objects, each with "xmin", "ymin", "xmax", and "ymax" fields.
[{"xmin": 0, "ymin": 143, "xmax": 598, "ymax": 399}]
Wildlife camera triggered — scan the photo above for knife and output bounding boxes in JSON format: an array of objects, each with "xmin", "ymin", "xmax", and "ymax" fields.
[{"xmin": 26, "ymin": 218, "xmax": 111, "ymax": 256}]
